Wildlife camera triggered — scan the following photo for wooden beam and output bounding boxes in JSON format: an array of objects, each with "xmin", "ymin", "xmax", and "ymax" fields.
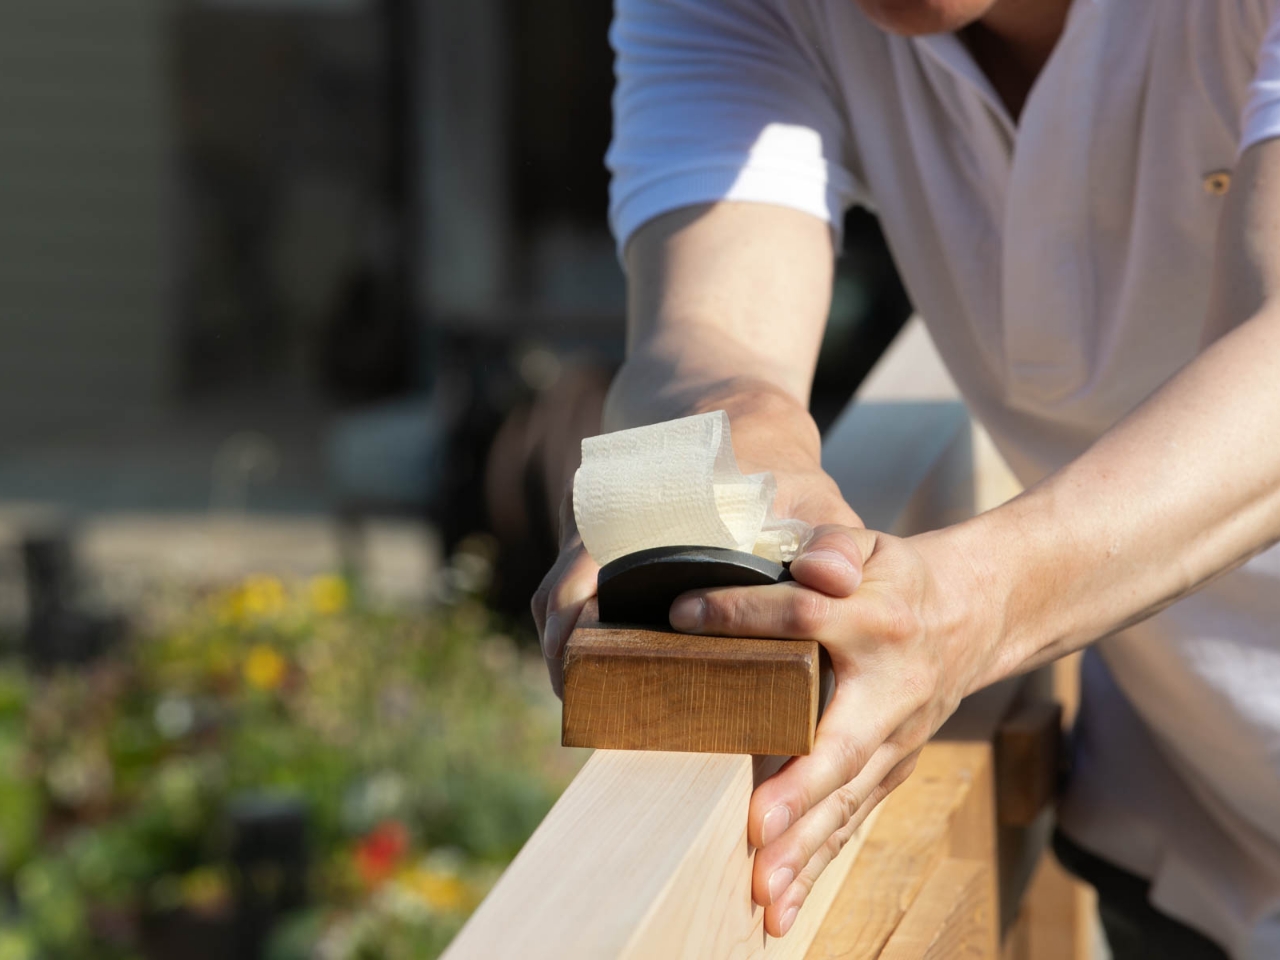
[
  {"xmin": 878, "ymin": 859, "xmax": 997, "ymax": 960},
  {"xmin": 803, "ymin": 740, "xmax": 997, "ymax": 960},
  {"xmin": 561, "ymin": 318, "xmax": 1021, "ymax": 757},
  {"xmin": 994, "ymin": 700, "xmax": 1062, "ymax": 828},
  {"xmin": 441, "ymin": 748, "xmax": 881, "ymax": 960},
  {"xmin": 451, "ymin": 319, "xmax": 1062, "ymax": 959},
  {"xmin": 562, "ymin": 599, "xmax": 825, "ymax": 755}
]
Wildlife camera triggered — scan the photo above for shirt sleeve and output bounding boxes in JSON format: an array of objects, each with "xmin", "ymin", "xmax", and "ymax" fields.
[
  {"xmin": 1240, "ymin": 2, "xmax": 1280, "ymax": 154},
  {"xmin": 606, "ymin": 0, "xmax": 864, "ymax": 257}
]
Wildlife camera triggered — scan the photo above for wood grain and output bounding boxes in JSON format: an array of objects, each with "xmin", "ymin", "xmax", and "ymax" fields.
[
  {"xmin": 878, "ymin": 858, "xmax": 997, "ymax": 960},
  {"xmin": 803, "ymin": 741, "xmax": 996, "ymax": 959},
  {"xmin": 440, "ymin": 748, "xmax": 880, "ymax": 960},
  {"xmin": 562, "ymin": 600, "xmax": 822, "ymax": 755},
  {"xmin": 450, "ymin": 319, "xmax": 1092, "ymax": 960}
]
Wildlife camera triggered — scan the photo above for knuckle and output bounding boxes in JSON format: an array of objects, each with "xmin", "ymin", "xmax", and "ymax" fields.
[
  {"xmin": 831, "ymin": 734, "xmax": 872, "ymax": 781},
  {"xmin": 823, "ymin": 815, "xmax": 861, "ymax": 860},
  {"xmin": 705, "ymin": 588, "xmax": 761, "ymax": 631},
  {"xmin": 787, "ymin": 590, "xmax": 831, "ymax": 636},
  {"xmin": 831, "ymin": 783, "xmax": 865, "ymax": 825},
  {"xmin": 879, "ymin": 598, "xmax": 921, "ymax": 646},
  {"xmin": 898, "ymin": 663, "xmax": 940, "ymax": 708},
  {"xmin": 788, "ymin": 867, "xmax": 819, "ymax": 903}
]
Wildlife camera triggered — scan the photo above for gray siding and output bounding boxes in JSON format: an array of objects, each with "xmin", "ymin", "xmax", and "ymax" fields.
[{"xmin": 0, "ymin": 1, "xmax": 170, "ymax": 428}]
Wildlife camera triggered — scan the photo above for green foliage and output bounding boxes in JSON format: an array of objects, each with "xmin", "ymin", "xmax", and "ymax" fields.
[{"xmin": 0, "ymin": 547, "xmax": 585, "ymax": 959}]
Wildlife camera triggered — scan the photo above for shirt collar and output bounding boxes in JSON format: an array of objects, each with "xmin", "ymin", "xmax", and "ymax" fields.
[
  {"xmin": 909, "ymin": 0, "xmax": 1101, "ymax": 135},
  {"xmin": 910, "ymin": 31, "xmax": 1014, "ymax": 133}
]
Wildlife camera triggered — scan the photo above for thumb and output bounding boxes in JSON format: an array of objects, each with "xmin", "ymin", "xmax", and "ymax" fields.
[{"xmin": 788, "ymin": 525, "xmax": 876, "ymax": 598}]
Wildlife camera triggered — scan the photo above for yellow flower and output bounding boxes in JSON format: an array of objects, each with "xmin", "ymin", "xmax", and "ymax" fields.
[
  {"xmin": 243, "ymin": 644, "xmax": 287, "ymax": 691},
  {"xmin": 241, "ymin": 575, "xmax": 287, "ymax": 617},
  {"xmin": 213, "ymin": 589, "xmax": 246, "ymax": 625},
  {"xmin": 308, "ymin": 574, "xmax": 349, "ymax": 616},
  {"xmin": 399, "ymin": 866, "xmax": 471, "ymax": 913},
  {"xmin": 180, "ymin": 866, "xmax": 230, "ymax": 916}
]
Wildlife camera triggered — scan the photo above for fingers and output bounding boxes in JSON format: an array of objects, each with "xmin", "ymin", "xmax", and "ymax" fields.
[
  {"xmin": 672, "ymin": 578, "xmax": 906, "ymax": 643},
  {"xmin": 759, "ymin": 747, "xmax": 922, "ymax": 937},
  {"xmin": 669, "ymin": 579, "xmax": 828, "ymax": 637},
  {"xmin": 671, "ymin": 578, "xmax": 919, "ymax": 661},
  {"xmin": 531, "ymin": 541, "xmax": 599, "ymax": 699},
  {"xmin": 666, "ymin": 524, "xmax": 874, "ymax": 638},
  {"xmin": 531, "ymin": 490, "xmax": 594, "ymax": 638},
  {"xmin": 746, "ymin": 668, "xmax": 937, "ymax": 928},
  {"xmin": 749, "ymin": 668, "xmax": 938, "ymax": 848},
  {"xmin": 668, "ymin": 526, "xmax": 883, "ymax": 637},
  {"xmin": 747, "ymin": 688, "xmax": 901, "ymax": 851},
  {"xmin": 753, "ymin": 741, "xmax": 900, "ymax": 907},
  {"xmin": 788, "ymin": 525, "xmax": 877, "ymax": 598}
]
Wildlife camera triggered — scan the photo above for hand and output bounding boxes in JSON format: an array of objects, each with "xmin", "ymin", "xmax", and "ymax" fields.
[
  {"xmin": 531, "ymin": 464, "xmax": 862, "ymax": 698},
  {"xmin": 667, "ymin": 524, "xmax": 997, "ymax": 937},
  {"xmin": 531, "ymin": 495, "xmax": 599, "ymax": 699}
]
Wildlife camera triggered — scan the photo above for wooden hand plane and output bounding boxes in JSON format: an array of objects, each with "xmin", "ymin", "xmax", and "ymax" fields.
[{"xmin": 561, "ymin": 546, "xmax": 831, "ymax": 756}]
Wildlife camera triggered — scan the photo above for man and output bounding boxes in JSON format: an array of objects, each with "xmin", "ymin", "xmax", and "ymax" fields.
[{"xmin": 532, "ymin": 1, "xmax": 1280, "ymax": 956}]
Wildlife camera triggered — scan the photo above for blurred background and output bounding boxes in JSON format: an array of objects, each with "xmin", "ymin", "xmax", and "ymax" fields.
[{"xmin": 0, "ymin": 1, "xmax": 910, "ymax": 957}]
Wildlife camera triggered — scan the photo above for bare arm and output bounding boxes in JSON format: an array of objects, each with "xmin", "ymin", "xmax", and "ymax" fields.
[
  {"xmin": 960, "ymin": 138, "xmax": 1280, "ymax": 684},
  {"xmin": 606, "ymin": 200, "xmax": 848, "ymax": 505},
  {"xmin": 532, "ymin": 199, "xmax": 861, "ymax": 696},
  {"xmin": 679, "ymin": 137, "xmax": 1280, "ymax": 936}
]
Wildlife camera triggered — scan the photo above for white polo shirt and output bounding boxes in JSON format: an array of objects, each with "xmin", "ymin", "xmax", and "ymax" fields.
[{"xmin": 607, "ymin": 1, "xmax": 1280, "ymax": 955}]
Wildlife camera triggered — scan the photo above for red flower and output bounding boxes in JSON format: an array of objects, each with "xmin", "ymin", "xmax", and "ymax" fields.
[{"xmin": 354, "ymin": 820, "xmax": 410, "ymax": 888}]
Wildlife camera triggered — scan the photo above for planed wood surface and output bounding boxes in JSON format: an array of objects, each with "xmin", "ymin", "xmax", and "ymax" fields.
[
  {"xmin": 994, "ymin": 700, "xmax": 1063, "ymax": 827},
  {"xmin": 453, "ymin": 319, "xmax": 1098, "ymax": 960},
  {"xmin": 878, "ymin": 859, "xmax": 997, "ymax": 960},
  {"xmin": 441, "ymin": 748, "xmax": 881, "ymax": 960},
  {"xmin": 804, "ymin": 741, "xmax": 997, "ymax": 960},
  {"xmin": 562, "ymin": 599, "xmax": 822, "ymax": 755}
]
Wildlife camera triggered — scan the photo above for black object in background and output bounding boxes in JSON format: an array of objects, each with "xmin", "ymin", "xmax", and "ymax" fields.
[{"xmin": 21, "ymin": 530, "xmax": 123, "ymax": 668}]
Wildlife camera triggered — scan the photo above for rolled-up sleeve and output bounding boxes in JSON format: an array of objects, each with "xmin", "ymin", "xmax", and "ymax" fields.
[
  {"xmin": 1240, "ymin": 2, "xmax": 1280, "ymax": 153},
  {"xmin": 606, "ymin": 0, "xmax": 864, "ymax": 256}
]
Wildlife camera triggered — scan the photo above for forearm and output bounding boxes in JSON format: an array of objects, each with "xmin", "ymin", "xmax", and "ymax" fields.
[
  {"xmin": 957, "ymin": 305, "xmax": 1280, "ymax": 687},
  {"xmin": 604, "ymin": 353, "xmax": 825, "ymax": 475},
  {"xmin": 605, "ymin": 200, "xmax": 840, "ymax": 486},
  {"xmin": 953, "ymin": 141, "xmax": 1280, "ymax": 691}
]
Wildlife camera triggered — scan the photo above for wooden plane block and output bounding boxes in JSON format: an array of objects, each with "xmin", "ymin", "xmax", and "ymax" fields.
[
  {"xmin": 994, "ymin": 700, "xmax": 1063, "ymax": 827},
  {"xmin": 562, "ymin": 600, "xmax": 824, "ymax": 755}
]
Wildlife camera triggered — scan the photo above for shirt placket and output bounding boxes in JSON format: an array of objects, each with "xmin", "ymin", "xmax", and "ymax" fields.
[
  {"xmin": 999, "ymin": 0, "xmax": 1107, "ymax": 410},
  {"xmin": 914, "ymin": 0, "xmax": 1108, "ymax": 412}
]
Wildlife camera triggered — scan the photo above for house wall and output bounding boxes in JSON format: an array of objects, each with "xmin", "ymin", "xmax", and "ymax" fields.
[{"xmin": 0, "ymin": 0, "xmax": 172, "ymax": 435}]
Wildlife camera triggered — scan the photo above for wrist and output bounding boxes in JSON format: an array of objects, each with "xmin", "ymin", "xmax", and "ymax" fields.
[
  {"xmin": 599, "ymin": 364, "xmax": 857, "ymax": 526},
  {"xmin": 910, "ymin": 515, "xmax": 1020, "ymax": 696},
  {"xmin": 604, "ymin": 366, "xmax": 825, "ymax": 470},
  {"xmin": 611, "ymin": 371, "xmax": 819, "ymax": 455}
]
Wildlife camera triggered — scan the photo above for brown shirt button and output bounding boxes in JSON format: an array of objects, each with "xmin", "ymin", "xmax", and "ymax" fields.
[{"xmin": 1203, "ymin": 170, "xmax": 1232, "ymax": 196}]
